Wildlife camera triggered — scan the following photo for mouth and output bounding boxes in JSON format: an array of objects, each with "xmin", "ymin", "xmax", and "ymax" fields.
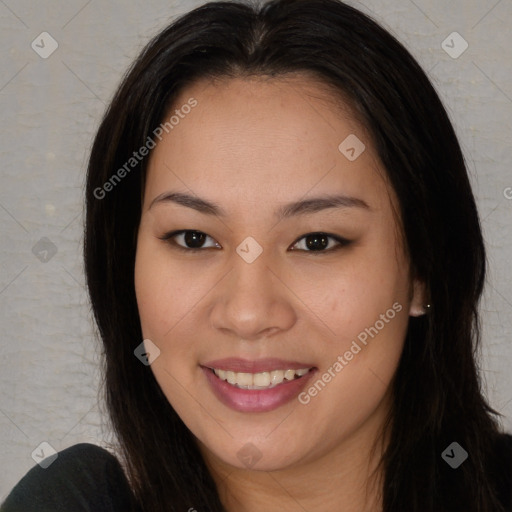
[
  {"xmin": 200, "ymin": 358, "xmax": 317, "ymax": 412},
  {"xmin": 206, "ymin": 367, "xmax": 313, "ymax": 390}
]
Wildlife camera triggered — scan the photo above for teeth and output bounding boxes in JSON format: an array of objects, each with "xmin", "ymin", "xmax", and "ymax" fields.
[
  {"xmin": 236, "ymin": 371, "xmax": 253, "ymax": 387},
  {"xmin": 253, "ymin": 372, "xmax": 271, "ymax": 387},
  {"xmin": 212, "ymin": 367, "xmax": 311, "ymax": 389},
  {"xmin": 284, "ymin": 369, "xmax": 296, "ymax": 381},
  {"xmin": 270, "ymin": 370, "xmax": 281, "ymax": 386}
]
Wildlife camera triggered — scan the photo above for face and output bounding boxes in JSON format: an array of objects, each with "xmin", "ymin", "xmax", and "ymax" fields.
[{"xmin": 134, "ymin": 75, "xmax": 425, "ymax": 473}]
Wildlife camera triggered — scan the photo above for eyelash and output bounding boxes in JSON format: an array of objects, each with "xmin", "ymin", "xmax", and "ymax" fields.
[{"xmin": 158, "ymin": 230, "xmax": 352, "ymax": 255}]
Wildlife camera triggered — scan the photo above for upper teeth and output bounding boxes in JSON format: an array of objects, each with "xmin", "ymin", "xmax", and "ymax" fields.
[{"xmin": 212, "ymin": 368, "xmax": 310, "ymax": 389}]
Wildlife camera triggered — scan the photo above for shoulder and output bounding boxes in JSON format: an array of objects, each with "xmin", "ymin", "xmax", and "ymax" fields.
[
  {"xmin": 490, "ymin": 432, "xmax": 512, "ymax": 510},
  {"xmin": 1, "ymin": 443, "xmax": 139, "ymax": 512}
]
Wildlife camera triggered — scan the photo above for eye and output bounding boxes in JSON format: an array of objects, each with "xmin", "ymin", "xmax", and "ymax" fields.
[
  {"xmin": 159, "ymin": 230, "xmax": 220, "ymax": 252},
  {"xmin": 289, "ymin": 232, "xmax": 351, "ymax": 254},
  {"xmin": 160, "ymin": 230, "xmax": 351, "ymax": 254}
]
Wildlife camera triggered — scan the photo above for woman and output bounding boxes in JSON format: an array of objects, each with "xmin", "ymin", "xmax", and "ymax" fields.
[{"xmin": 2, "ymin": 0, "xmax": 511, "ymax": 511}]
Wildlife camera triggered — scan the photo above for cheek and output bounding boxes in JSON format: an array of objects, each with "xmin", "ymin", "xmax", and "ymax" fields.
[
  {"xmin": 298, "ymin": 302, "xmax": 408, "ymax": 443},
  {"xmin": 310, "ymin": 254, "xmax": 409, "ymax": 342},
  {"xmin": 134, "ymin": 236, "xmax": 210, "ymax": 391},
  {"xmin": 134, "ymin": 249, "xmax": 167, "ymax": 339},
  {"xmin": 134, "ymin": 236, "xmax": 193, "ymax": 339},
  {"xmin": 309, "ymin": 243, "xmax": 410, "ymax": 392},
  {"xmin": 134, "ymin": 240, "xmax": 202, "ymax": 413}
]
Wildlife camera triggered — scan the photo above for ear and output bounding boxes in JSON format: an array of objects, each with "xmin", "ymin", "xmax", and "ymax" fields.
[{"xmin": 409, "ymin": 278, "xmax": 429, "ymax": 317}]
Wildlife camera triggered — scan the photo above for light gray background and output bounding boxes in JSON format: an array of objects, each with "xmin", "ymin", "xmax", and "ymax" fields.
[{"xmin": 1, "ymin": 0, "xmax": 511, "ymax": 498}]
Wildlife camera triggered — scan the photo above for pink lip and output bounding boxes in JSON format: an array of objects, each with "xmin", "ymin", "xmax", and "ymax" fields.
[
  {"xmin": 202, "ymin": 357, "xmax": 315, "ymax": 373},
  {"xmin": 201, "ymin": 363, "xmax": 317, "ymax": 413}
]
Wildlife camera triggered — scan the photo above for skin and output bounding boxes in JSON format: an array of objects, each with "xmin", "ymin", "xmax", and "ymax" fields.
[{"xmin": 134, "ymin": 75, "xmax": 426, "ymax": 512}]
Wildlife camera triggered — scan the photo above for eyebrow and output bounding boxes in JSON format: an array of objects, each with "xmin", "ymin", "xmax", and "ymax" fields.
[{"xmin": 149, "ymin": 191, "xmax": 370, "ymax": 219}]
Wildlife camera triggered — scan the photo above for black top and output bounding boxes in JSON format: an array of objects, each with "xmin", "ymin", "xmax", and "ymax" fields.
[
  {"xmin": 2, "ymin": 436, "xmax": 511, "ymax": 511},
  {"xmin": 1, "ymin": 444, "xmax": 140, "ymax": 512}
]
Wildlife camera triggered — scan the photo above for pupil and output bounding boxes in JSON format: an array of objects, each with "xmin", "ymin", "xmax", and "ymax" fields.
[
  {"xmin": 184, "ymin": 231, "xmax": 206, "ymax": 248},
  {"xmin": 306, "ymin": 233, "xmax": 328, "ymax": 251}
]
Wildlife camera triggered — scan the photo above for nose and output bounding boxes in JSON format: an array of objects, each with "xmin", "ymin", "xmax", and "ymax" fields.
[{"xmin": 209, "ymin": 250, "xmax": 297, "ymax": 341}]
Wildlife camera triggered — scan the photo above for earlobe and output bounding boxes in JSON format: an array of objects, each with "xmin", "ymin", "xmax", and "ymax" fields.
[{"xmin": 409, "ymin": 278, "xmax": 430, "ymax": 317}]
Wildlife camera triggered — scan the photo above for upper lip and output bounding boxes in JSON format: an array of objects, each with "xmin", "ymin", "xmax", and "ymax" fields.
[{"xmin": 202, "ymin": 357, "xmax": 316, "ymax": 373}]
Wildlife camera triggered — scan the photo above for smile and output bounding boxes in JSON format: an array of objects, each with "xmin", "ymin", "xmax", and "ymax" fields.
[
  {"xmin": 201, "ymin": 362, "xmax": 317, "ymax": 412},
  {"xmin": 210, "ymin": 367, "xmax": 312, "ymax": 389}
]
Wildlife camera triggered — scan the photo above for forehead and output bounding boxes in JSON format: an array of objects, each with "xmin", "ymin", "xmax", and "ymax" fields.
[{"xmin": 145, "ymin": 75, "xmax": 391, "ymax": 214}]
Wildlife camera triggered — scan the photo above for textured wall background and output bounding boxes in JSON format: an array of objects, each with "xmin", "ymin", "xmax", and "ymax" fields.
[{"xmin": 0, "ymin": 0, "xmax": 511, "ymax": 498}]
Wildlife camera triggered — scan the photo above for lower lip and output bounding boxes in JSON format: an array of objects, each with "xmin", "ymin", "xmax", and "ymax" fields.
[{"xmin": 201, "ymin": 366, "xmax": 317, "ymax": 413}]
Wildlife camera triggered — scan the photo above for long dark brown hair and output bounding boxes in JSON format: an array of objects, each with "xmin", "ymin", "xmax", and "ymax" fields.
[{"xmin": 84, "ymin": 0, "xmax": 507, "ymax": 510}]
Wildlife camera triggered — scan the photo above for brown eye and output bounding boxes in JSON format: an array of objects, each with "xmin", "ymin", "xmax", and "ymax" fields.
[
  {"xmin": 181, "ymin": 231, "xmax": 207, "ymax": 249},
  {"xmin": 159, "ymin": 230, "xmax": 351, "ymax": 254},
  {"xmin": 159, "ymin": 230, "xmax": 221, "ymax": 252},
  {"xmin": 290, "ymin": 232, "xmax": 351, "ymax": 253}
]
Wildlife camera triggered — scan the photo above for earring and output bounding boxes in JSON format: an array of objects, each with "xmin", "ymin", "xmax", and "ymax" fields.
[{"xmin": 424, "ymin": 304, "xmax": 431, "ymax": 313}]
